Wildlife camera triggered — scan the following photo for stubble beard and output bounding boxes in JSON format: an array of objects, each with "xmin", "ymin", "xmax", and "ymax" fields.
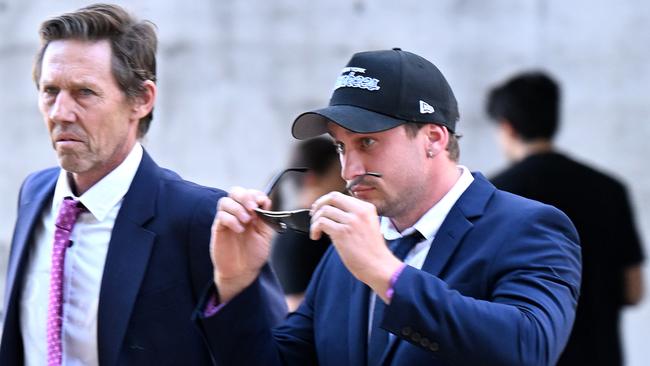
[
  {"xmin": 56, "ymin": 146, "xmax": 96, "ymax": 174},
  {"xmin": 375, "ymin": 182, "xmax": 425, "ymax": 221}
]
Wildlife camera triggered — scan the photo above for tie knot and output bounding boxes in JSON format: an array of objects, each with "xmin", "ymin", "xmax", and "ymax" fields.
[
  {"xmin": 55, "ymin": 198, "xmax": 83, "ymax": 232},
  {"xmin": 389, "ymin": 231, "xmax": 424, "ymax": 261}
]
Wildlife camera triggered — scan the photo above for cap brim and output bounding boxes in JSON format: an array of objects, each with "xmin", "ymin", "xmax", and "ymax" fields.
[{"xmin": 292, "ymin": 105, "xmax": 405, "ymax": 140}]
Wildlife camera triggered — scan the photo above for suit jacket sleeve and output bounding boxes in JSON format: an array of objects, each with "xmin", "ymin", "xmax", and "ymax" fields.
[
  {"xmin": 195, "ymin": 264, "xmax": 295, "ymax": 366},
  {"xmin": 194, "ymin": 245, "xmax": 350, "ymax": 366},
  {"xmin": 382, "ymin": 204, "xmax": 581, "ymax": 366}
]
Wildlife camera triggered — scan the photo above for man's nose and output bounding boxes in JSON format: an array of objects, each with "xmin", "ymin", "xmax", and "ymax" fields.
[
  {"xmin": 340, "ymin": 149, "xmax": 366, "ymax": 182},
  {"xmin": 49, "ymin": 92, "xmax": 76, "ymax": 123}
]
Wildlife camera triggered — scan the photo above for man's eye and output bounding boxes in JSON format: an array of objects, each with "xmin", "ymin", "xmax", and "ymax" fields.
[
  {"xmin": 334, "ymin": 143, "xmax": 344, "ymax": 154},
  {"xmin": 360, "ymin": 138, "xmax": 375, "ymax": 148},
  {"xmin": 78, "ymin": 88, "xmax": 95, "ymax": 96},
  {"xmin": 43, "ymin": 87, "xmax": 59, "ymax": 96}
]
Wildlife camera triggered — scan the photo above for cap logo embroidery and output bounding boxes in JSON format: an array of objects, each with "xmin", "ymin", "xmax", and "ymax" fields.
[
  {"xmin": 419, "ymin": 100, "xmax": 435, "ymax": 114},
  {"xmin": 334, "ymin": 67, "xmax": 380, "ymax": 91}
]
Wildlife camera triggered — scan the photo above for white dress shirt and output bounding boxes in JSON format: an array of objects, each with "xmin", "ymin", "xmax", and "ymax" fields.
[
  {"xmin": 20, "ymin": 143, "xmax": 143, "ymax": 366},
  {"xmin": 380, "ymin": 165, "xmax": 474, "ymax": 269},
  {"xmin": 368, "ymin": 166, "xmax": 474, "ymax": 339}
]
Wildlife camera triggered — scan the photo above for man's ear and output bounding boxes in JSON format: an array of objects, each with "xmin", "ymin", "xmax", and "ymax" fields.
[
  {"xmin": 424, "ymin": 123, "xmax": 449, "ymax": 158},
  {"xmin": 132, "ymin": 80, "xmax": 156, "ymax": 120}
]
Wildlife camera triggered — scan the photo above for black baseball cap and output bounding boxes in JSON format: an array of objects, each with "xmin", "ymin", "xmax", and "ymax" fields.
[{"xmin": 292, "ymin": 48, "xmax": 459, "ymax": 139}]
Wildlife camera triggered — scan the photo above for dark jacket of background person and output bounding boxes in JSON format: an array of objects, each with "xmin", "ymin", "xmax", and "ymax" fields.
[{"xmin": 487, "ymin": 71, "xmax": 645, "ymax": 366}]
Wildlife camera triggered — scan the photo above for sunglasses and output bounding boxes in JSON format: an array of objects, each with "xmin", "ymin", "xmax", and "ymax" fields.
[{"xmin": 253, "ymin": 168, "xmax": 311, "ymax": 234}]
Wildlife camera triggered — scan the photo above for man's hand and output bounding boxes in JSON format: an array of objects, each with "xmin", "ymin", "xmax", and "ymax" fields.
[
  {"xmin": 210, "ymin": 187, "xmax": 275, "ymax": 303},
  {"xmin": 310, "ymin": 191, "xmax": 402, "ymax": 303}
]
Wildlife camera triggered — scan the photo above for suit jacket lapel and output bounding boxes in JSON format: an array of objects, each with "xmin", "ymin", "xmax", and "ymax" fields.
[
  {"xmin": 3, "ymin": 175, "xmax": 57, "ymax": 313},
  {"xmin": 1, "ymin": 170, "xmax": 57, "ymax": 363},
  {"xmin": 421, "ymin": 172, "xmax": 493, "ymax": 276},
  {"xmin": 419, "ymin": 206, "xmax": 473, "ymax": 277},
  {"xmin": 97, "ymin": 151, "xmax": 158, "ymax": 366},
  {"xmin": 376, "ymin": 210, "xmax": 475, "ymax": 366},
  {"xmin": 380, "ymin": 173, "xmax": 495, "ymax": 365}
]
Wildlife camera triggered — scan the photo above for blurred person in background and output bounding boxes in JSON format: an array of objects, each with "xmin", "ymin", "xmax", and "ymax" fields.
[
  {"xmin": 270, "ymin": 137, "xmax": 346, "ymax": 311},
  {"xmin": 486, "ymin": 70, "xmax": 645, "ymax": 366},
  {"xmin": 0, "ymin": 4, "xmax": 226, "ymax": 365}
]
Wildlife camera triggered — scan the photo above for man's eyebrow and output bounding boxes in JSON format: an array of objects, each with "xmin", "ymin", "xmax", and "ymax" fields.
[{"xmin": 40, "ymin": 76, "xmax": 101, "ymax": 87}]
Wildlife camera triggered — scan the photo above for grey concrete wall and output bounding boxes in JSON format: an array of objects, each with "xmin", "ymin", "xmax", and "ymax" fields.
[{"xmin": 1, "ymin": 0, "xmax": 648, "ymax": 364}]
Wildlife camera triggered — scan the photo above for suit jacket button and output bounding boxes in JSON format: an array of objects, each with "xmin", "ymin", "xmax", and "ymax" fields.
[
  {"xmin": 429, "ymin": 342, "xmax": 439, "ymax": 352},
  {"xmin": 401, "ymin": 327, "xmax": 412, "ymax": 336},
  {"xmin": 411, "ymin": 332, "xmax": 421, "ymax": 342},
  {"xmin": 420, "ymin": 338, "xmax": 430, "ymax": 348}
]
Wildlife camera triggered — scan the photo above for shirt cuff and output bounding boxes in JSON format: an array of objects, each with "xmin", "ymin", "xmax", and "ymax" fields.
[
  {"xmin": 385, "ymin": 263, "xmax": 407, "ymax": 300},
  {"xmin": 203, "ymin": 293, "xmax": 226, "ymax": 317}
]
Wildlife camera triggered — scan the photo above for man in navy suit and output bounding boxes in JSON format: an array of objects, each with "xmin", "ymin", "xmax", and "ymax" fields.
[
  {"xmin": 0, "ymin": 4, "xmax": 227, "ymax": 365},
  {"xmin": 198, "ymin": 49, "xmax": 582, "ymax": 365}
]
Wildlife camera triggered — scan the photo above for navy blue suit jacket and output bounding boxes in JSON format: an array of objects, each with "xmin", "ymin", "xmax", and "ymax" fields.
[
  {"xmin": 1, "ymin": 151, "xmax": 226, "ymax": 365},
  {"xmin": 199, "ymin": 173, "xmax": 581, "ymax": 366}
]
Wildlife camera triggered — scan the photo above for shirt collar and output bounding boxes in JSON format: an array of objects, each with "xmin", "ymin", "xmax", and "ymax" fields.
[
  {"xmin": 381, "ymin": 165, "xmax": 474, "ymax": 241},
  {"xmin": 52, "ymin": 143, "xmax": 144, "ymax": 222}
]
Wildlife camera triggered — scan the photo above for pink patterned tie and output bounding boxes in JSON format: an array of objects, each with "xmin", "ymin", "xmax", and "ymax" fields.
[{"xmin": 47, "ymin": 197, "xmax": 83, "ymax": 366}]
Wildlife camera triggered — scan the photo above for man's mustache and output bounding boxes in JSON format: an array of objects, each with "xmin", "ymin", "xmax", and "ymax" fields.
[{"xmin": 345, "ymin": 172, "xmax": 382, "ymax": 193}]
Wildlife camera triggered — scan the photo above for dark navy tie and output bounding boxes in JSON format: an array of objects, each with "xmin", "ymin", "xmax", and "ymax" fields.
[{"xmin": 367, "ymin": 232, "xmax": 423, "ymax": 366}]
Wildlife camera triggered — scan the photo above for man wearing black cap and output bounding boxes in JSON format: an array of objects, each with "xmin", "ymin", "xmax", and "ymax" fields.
[{"xmin": 197, "ymin": 49, "xmax": 582, "ymax": 366}]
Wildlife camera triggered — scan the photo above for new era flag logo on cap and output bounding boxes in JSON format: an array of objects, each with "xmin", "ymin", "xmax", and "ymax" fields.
[{"xmin": 419, "ymin": 100, "xmax": 434, "ymax": 114}]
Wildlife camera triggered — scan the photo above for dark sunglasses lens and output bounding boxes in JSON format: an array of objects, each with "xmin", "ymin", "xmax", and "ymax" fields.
[
  {"xmin": 290, "ymin": 210, "xmax": 311, "ymax": 233},
  {"xmin": 254, "ymin": 208, "xmax": 310, "ymax": 234},
  {"xmin": 257, "ymin": 214, "xmax": 285, "ymax": 232}
]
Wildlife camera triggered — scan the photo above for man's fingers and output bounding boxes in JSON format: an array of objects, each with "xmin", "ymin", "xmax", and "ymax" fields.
[
  {"xmin": 310, "ymin": 203, "xmax": 348, "ymax": 240},
  {"xmin": 255, "ymin": 193, "xmax": 272, "ymax": 211},
  {"xmin": 218, "ymin": 196, "xmax": 252, "ymax": 224},
  {"xmin": 229, "ymin": 187, "xmax": 271, "ymax": 212},
  {"xmin": 214, "ymin": 186, "xmax": 275, "ymax": 239},
  {"xmin": 311, "ymin": 191, "xmax": 378, "ymax": 234},
  {"xmin": 311, "ymin": 204, "xmax": 352, "ymax": 227},
  {"xmin": 312, "ymin": 191, "xmax": 347, "ymax": 212},
  {"xmin": 214, "ymin": 209, "xmax": 246, "ymax": 234},
  {"xmin": 310, "ymin": 215, "xmax": 346, "ymax": 241},
  {"xmin": 312, "ymin": 191, "xmax": 373, "ymax": 215}
]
